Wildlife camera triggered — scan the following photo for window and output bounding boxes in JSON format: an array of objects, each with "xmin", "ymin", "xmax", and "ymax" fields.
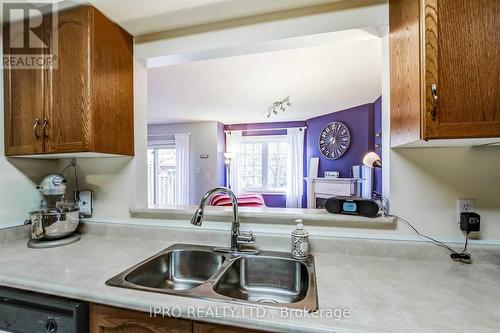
[
  {"xmin": 240, "ymin": 136, "xmax": 288, "ymax": 192},
  {"xmin": 148, "ymin": 147, "xmax": 176, "ymax": 206}
]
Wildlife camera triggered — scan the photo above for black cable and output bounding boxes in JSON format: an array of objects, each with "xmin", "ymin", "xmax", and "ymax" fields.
[
  {"xmin": 72, "ymin": 160, "xmax": 80, "ymax": 192},
  {"xmin": 451, "ymin": 232, "xmax": 471, "ymax": 263},
  {"xmin": 60, "ymin": 159, "xmax": 81, "ymax": 202},
  {"xmin": 462, "ymin": 232, "xmax": 469, "ymax": 253},
  {"xmin": 390, "ymin": 215, "xmax": 472, "ymax": 263}
]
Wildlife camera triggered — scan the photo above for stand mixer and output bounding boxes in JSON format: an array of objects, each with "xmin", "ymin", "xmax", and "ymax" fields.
[{"xmin": 25, "ymin": 173, "xmax": 81, "ymax": 249}]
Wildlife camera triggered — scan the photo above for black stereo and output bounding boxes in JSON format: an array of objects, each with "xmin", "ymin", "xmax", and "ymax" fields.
[{"xmin": 325, "ymin": 196, "xmax": 380, "ymax": 218}]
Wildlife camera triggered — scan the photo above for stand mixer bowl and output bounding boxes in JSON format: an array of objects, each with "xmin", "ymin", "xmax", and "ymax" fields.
[{"xmin": 28, "ymin": 204, "xmax": 80, "ymax": 240}]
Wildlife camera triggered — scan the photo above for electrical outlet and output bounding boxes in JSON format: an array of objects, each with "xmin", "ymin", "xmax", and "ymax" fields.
[
  {"xmin": 457, "ymin": 198, "xmax": 475, "ymax": 222},
  {"xmin": 76, "ymin": 190, "xmax": 93, "ymax": 217}
]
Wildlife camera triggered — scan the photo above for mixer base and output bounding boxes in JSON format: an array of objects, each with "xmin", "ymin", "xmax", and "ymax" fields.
[{"xmin": 28, "ymin": 233, "xmax": 81, "ymax": 249}]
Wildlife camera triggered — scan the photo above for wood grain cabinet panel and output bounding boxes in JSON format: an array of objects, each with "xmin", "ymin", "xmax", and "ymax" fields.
[
  {"xmin": 389, "ymin": 0, "xmax": 422, "ymax": 147},
  {"xmin": 3, "ymin": 6, "xmax": 134, "ymax": 156},
  {"xmin": 90, "ymin": 304, "xmax": 192, "ymax": 333},
  {"xmin": 44, "ymin": 7, "xmax": 90, "ymax": 153},
  {"xmin": 193, "ymin": 322, "xmax": 270, "ymax": 333},
  {"xmin": 3, "ymin": 19, "xmax": 45, "ymax": 155},
  {"xmin": 90, "ymin": 304, "xmax": 275, "ymax": 333},
  {"xmin": 390, "ymin": 0, "xmax": 500, "ymax": 146}
]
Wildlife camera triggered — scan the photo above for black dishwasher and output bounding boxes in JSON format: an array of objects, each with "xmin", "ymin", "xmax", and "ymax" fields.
[{"xmin": 0, "ymin": 287, "xmax": 88, "ymax": 333}]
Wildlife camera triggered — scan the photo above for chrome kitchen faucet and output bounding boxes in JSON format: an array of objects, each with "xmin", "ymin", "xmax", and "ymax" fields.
[{"xmin": 191, "ymin": 187, "xmax": 259, "ymax": 254}]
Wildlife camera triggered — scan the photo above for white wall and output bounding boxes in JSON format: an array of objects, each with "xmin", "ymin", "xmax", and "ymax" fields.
[
  {"xmin": 148, "ymin": 121, "xmax": 223, "ymax": 204},
  {"xmin": 381, "ymin": 35, "xmax": 390, "ymax": 199},
  {"xmin": 0, "ymin": 152, "xmax": 59, "ymax": 228},
  {"xmin": 389, "ymin": 147, "xmax": 500, "ymax": 240}
]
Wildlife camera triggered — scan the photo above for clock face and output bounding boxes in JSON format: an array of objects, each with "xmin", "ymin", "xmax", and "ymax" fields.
[{"xmin": 318, "ymin": 122, "xmax": 351, "ymax": 159}]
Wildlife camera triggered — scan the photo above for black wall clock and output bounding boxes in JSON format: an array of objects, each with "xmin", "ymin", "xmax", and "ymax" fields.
[{"xmin": 318, "ymin": 122, "xmax": 351, "ymax": 159}]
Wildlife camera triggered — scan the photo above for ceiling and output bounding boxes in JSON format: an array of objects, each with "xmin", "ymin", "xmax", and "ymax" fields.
[
  {"xmin": 148, "ymin": 30, "xmax": 382, "ymax": 125},
  {"xmin": 3, "ymin": 0, "xmax": 343, "ymax": 32},
  {"xmin": 84, "ymin": 0, "xmax": 345, "ymax": 36}
]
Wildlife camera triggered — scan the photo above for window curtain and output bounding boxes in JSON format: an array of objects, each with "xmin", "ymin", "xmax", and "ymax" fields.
[
  {"xmin": 174, "ymin": 133, "xmax": 190, "ymax": 205},
  {"xmin": 225, "ymin": 131, "xmax": 242, "ymax": 195},
  {"xmin": 286, "ymin": 128, "xmax": 305, "ymax": 208}
]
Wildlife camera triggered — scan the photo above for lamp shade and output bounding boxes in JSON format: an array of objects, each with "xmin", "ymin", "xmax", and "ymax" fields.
[{"xmin": 363, "ymin": 152, "xmax": 382, "ymax": 168}]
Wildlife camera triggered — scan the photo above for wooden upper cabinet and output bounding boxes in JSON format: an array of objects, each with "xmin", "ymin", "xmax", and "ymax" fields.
[
  {"xmin": 390, "ymin": 0, "xmax": 500, "ymax": 147},
  {"xmin": 3, "ymin": 6, "xmax": 134, "ymax": 156}
]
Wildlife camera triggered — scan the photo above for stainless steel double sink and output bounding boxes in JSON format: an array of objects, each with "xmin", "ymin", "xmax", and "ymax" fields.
[{"xmin": 106, "ymin": 244, "xmax": 318, "ymax": 311}]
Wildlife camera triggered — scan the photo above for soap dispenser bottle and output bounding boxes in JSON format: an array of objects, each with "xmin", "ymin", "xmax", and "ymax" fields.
[{"xmin": 291, "ymin": 219, "xmax": 309, "ymax": 260}]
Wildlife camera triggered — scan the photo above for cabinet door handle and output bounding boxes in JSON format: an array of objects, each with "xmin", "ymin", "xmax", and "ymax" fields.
[
  {"xmin": 431, "ymin": 84, "xmax": 438, "ymax": 120},
  {"xmin": 42, "ymin": 118, "xmax": 49, "ymax": 138},
  {"xmin": 33, "ymin": 119, "xmax": 41, "ymax": 138}
]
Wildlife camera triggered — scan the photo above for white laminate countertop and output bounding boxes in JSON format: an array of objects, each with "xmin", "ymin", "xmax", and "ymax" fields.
[{"xmin": 0, "ymin": 234, "xmax": 499, "ymax": 333}]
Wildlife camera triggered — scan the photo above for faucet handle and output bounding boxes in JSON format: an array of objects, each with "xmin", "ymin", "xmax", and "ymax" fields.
[{"xmin": 236, "ymin": 231, "xmax": 256, "ymax": 245}]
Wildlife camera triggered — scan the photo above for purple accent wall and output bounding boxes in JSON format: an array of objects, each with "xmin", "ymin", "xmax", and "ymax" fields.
[
  {"xmin": 373, "ymin": 97, "xmax": 382, "ymax": 195},
  {"xmin": 306, "ymin": 103, "xmax": 374, "ymax": 179}
]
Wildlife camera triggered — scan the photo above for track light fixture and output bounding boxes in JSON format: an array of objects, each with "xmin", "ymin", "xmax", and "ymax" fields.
[{"xmin": 265, "ymin": 96, "xmax": 292, "ymax": 118}]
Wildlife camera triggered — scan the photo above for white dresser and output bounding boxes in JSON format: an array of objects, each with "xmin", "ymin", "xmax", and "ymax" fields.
[{"xmin": 304, "ymin": 177, "xmax": 359, "ymax": 208}]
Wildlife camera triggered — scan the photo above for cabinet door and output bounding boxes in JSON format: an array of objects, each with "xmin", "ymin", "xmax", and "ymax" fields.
[
  {"xmin": 43, "ymin": 7, "xmax": 92, "ymax": 153},
  {"xmin": 3, "ymin": 20, "xmax": 44, "ymax": 155},
  {"xmin": 90, "ymin": 304, "xmax": 192, "ymax": 333},
  {"xmin": 90, "ymin": 7, "xmax": 134, "ymax": 155},
  {"xmin": 424, "ymin": 0, "xmax": 500, "ymax": 139},
  {"xmin": 193, "ymin": 322, "xmax": 270, "ymax": 333},
  {"xmin": 389, "ymin": 0, "xmax": 422, "ymax": 147}
]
